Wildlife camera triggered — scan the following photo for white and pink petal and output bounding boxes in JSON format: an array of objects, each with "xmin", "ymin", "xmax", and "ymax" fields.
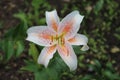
[
  {"xmin": 68, "ymin": 34, "xmax": 88, "ymax": 45},
  {"xmin": 81, "ymin": 45, "xmax": 89, "ymax": 51},
  {"xmin": 26, "ymin": 26, "xmax": 55, "ymax": 46},
  {"xmin": 57, "ymin": 42, "xmax": 77, "ymax": 71},
  {"xmin": 38, "ymin": 45, "xmax": 57, "ymax": 67},
  {"xmin": 58, "ymin": 11, "xmax": 84, "ymax": 39},
  {"xmin": 46, "ymin": 10, "xmax": 60, "ymax": 32},
  {"xmin": 68, "ymin": 34, "xmax": 89, "ymax": 51}
]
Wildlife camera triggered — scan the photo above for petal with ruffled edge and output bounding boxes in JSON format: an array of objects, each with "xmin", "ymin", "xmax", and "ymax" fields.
[
  {"xmin": 81, "ymin": 45, "xmax": 89, "ymax": 51},
  {"xmin": 26, "ymin": 26, "xmax": 56, "ymax": 46},
  {"xmin": 68, "ymin": 34, "xmax": 89, "ymax": 51},
  {"xmin": 58, "ymin": 11, "xmax": 84, "ymax": 39},
  {"xmin": 38, "ymin": 45, "xmax": 57, "ymax": 67},
  {"xmin": 57, "ymin": 42, "xmax": 77, "ymax": 71},
  {"xmin": 46, "ymin": 10, "xmax": 60, "ymax": 32},
  {"xmin": 68, "ymin": 34, "xmax": 88, "ymax": 45}
]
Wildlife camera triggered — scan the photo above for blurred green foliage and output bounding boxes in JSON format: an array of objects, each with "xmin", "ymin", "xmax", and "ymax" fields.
[{"xmin": 0, "ymin": 0, "xmax": 120, "ymax": 80}]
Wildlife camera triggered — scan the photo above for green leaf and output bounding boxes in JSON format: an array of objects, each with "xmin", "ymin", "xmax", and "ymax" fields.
[
  {"xmin": 14, "ymin": 12, "xmax": 27, "ymax": 23},
  {"xmin": 22, "ymin": 60, "xmax": 59, "ymax": 80},
  {"xmin": 0, "ymin": 39, "xmax": 24, "ymax": 62},
  {"xmin": 6, "ymin": 41, "xmax": 14, "ymax": 61},
  {"xmin": 29, "ymin": 43, "xmax": 39, "ymax": 62},
  {"xmin": 94, "ymin": 59, "xmax": 101, "ymax": 68},
  {"xmin": 1, "ymin": 40, "xmax": 15, "ymax": 61},
  {"xmin": 34, "ymin": 68, "xmax": 59, "ymax": 80},
  {"xmin": 21, "ymin": 60, "xmax": 40, "ymax": 72},
  {"xmin": 32, "ymin": 0, "xmax": 44, "ymax": 10},
  {"xmin": 4, "ymin": 22, "xmax": 27, "ymax": 40},
  {"xmin": 49, "ymin": 53, "xmax": 68, "ymax": 72},
  {"xmin": 103, "ymin": 70, "xmax": 120, "ymax": 80},
  {"xmin": 81, "ymin": 75, "xmax": 93, "ymax": 80},
  {"xmin": 114, "ymin": 33, "xmax": 120, "ymax": 40},
  {"xmin": 15, "ymin": 41, "xmax": 24, "ymax": 57},
  {"xmin": 94, "ymin": 0, "xmax": 104, "ymax": 15},
  {"xmin": 73, "ymin": 46, "xmax": 86, "ymax": 54}
]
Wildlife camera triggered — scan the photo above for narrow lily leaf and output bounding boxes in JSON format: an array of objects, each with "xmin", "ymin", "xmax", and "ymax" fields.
[
  {"xmin": 29, "ymin": 43, "xmax": 39, "ymax": 62},
  {"xmin": 6, "ymin": 41, "xmax": 14, "ymax": 61},
  {"xmin": 1, "ymin": 40, "xmax": 15, "ymax": 61},
  {"xmin": 34, "ymin": 69, "xmax": 58, "ymax": 80},
  {"xmin": 21, "ymin": 60, "xmax": 40, "ymax": 72},
  {"xmin": 0, "ymin": 39, "xmax": 25, "ymax": 61},
  {"xmin": 73, "ymin": 46, "xmax": 85, "ymax": 54},
  {"xmin": 94, "ymin": 0, "xmax": 104, "ymax": 15},
  {"xmin": 14, "ymin": 12, "xmax": 27, "ymax": 23},
  {"xmin": 4, "ymin": 22, "xmax": 27, "ymax": 40},
  {"xmin": 15, "ymin": 41, "xmax": 25, "ymax": 57},
  {"xmin": 81, "ymin": 75, "xmax": 93, "ymax": 80},
  {"xmin": 22, "ymin": 60, "xmax": 59, "ymax": 80},
  {"xmin": 32, "ymin": 0, "xmax": 43, "ymax": 10}
]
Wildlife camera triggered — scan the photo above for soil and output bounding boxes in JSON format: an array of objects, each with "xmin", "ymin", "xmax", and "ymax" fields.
[
  {"xmin": 0, "ymin": 0, "xmax": 34, "ymax": 80},
  {"xmin": 0, "ymin": 54, "xmax": 34, "ymax": 80}
]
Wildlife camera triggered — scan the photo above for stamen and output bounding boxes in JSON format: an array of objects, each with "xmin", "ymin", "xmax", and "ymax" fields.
[{"xmin": 51, "ymin": 34, "xmax": 65, "ymax": 45}]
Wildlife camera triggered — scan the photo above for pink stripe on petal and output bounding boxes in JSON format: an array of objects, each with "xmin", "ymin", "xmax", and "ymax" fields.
[
  {"xmin": 46, "ymin": 10, "xmax": 60, "ymax": 32},
  {"xmin": 59, "ymin": 11, "xmax": 84, "ymax": 40},
  {"xmin": 68, "ymin": 34, "xmax": 88, "ymax": 45},
  {"xmin": 26, "ymin": 26, "xmax": 55, "ymax": 46},
  {"xmin": 38, "ymin": 45, "xmax": 57, "ymax": 67},
  {"xmin": 57, "ymin": 42, "xmax": 77, "ymax": 71}
]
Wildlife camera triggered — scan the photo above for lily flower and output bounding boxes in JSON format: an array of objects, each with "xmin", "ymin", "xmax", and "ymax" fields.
[{"xmin": 26, "ymin": 10, "xmax": 89, "ymax": 71}]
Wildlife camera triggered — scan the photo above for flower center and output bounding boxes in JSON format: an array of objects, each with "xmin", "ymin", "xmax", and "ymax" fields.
[{"xmin": 52, "ymin": 34, "xmax": 65, "ymax": 45}]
